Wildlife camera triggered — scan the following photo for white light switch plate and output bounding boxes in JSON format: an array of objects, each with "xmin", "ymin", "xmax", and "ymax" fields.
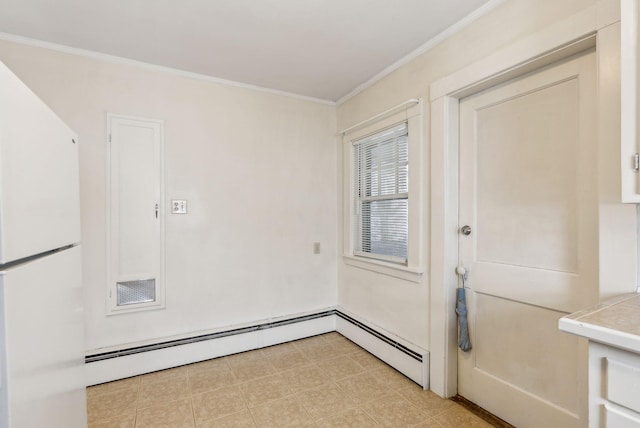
[{"xmin": 172, "ymin": 200, "xmax": 187, "ymax": 214}]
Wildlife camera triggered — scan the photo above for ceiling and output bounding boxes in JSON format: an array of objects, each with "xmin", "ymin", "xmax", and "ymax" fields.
[{"xmin": 0, "ymin": 0, "xmax": 496, "ymax": 103}]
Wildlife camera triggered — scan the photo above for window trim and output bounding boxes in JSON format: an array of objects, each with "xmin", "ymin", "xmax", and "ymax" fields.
[
  {"xmin": 342, "ymin": 99, "xmax": 424, "ymax": 281},
  {"xmin": 353, "ymin": 121, "xmax": 409, "ymax": 264}
]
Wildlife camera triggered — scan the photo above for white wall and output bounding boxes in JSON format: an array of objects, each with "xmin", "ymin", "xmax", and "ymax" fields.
[
  {"xmin": 335, "ymin": 0, "xmax": 635, "ymax": 351},
  {"xmin": 0, "ymin": 40, "xmax": 338, "ymax": 352},
  {"xmin": 1, "ymin": 0, "xmax": 635, "ymax": 364}
]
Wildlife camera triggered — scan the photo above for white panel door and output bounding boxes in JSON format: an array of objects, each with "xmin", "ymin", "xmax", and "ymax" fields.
[
  {"xmin": 0, "ymin": 61, "xmax": 80, "ymax": 263},
  {"xmin": 458, "ymin": 50, "xmax": 597, "ymax": 427},
  {"xmin": 108, "ymin": 115, "xmax": 164, "ymax": 313}
]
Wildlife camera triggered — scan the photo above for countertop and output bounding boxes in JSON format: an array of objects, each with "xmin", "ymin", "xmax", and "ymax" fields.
[{"xmin": 559, "ymin": 293, "xmax": 640, "ymax": 354}]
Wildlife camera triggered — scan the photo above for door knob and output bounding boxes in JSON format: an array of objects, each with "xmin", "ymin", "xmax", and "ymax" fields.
[{"xmin": 460, "ymin": 225, "xmax": 472, "ymax": 236}]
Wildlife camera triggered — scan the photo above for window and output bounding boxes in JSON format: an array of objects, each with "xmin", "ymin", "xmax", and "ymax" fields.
[
  {"xmin": 342, "ymin": 99, "xmax": 423, "ymax": 281},
  {"xmin": 353, "ymin": 122, "xmax": 409, "ymax": 263}
]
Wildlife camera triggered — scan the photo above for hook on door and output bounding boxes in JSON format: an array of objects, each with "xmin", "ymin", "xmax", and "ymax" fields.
[{"xmin": 456, "ymin": 265, "xmax": 468, "ymax": 288}]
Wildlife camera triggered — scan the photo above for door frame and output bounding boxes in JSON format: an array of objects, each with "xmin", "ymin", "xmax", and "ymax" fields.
[
  {"xmin": 105, "ymin": 113, "xmax": 166, "ymax": 315},
  {"xmin": 428, "ymin": 2, "xmax": 633, "ymax": 399}
]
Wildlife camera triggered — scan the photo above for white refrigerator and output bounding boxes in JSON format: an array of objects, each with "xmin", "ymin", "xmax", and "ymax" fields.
[{"xmin": 0, "ymin": 61, "xmax": 87, "ymax": 427}]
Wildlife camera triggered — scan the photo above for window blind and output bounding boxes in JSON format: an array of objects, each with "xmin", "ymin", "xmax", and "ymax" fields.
[{"xmin": 353, "ymin": 122, "xmax": 408, "ymax": 263}]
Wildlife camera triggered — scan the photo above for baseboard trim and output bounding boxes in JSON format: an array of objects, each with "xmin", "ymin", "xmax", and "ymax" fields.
[
  {"xmin": 86, "ymin": 310, "xmax": 335, "ymax": 363},
  {"xmin": 335, "ymin": 308, "xmax": 429, "ymax": 388},
  {"xmin": 85, "ymin": 309, "xmax": 429, "ymax": 388},
  {"xmin": 334, "ymin": 311, "xmax": 423, "ymax": 362}
]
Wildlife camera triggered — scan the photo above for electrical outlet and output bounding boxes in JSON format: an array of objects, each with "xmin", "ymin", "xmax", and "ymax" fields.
[
  {"xmin": 172, "ymin": 200, "xmax": 187, "ymax": 214},
  {"xmin": 313, "ymin": 242, "xmax": 321, "ymax": 254}
]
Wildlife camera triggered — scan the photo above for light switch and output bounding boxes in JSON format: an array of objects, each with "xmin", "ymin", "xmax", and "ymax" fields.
[
  {"xmin": 172, "ymin": 200, "xmax": 187, "ymax": 214},
  {"xmin": 313, "ymin": 242, "xmax": 321, "ymax": 254}
]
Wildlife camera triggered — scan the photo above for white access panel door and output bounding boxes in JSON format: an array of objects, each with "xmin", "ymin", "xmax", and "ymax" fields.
[
  {"xmin": 0, "ymin": 246, "xmax": 87, "ymax": 428},
  {"xmin": 107, "ymin": 115, "xmax": 164, "ymax": 313},
  {"xmin": 621, "ymin": 0, "xmax": 640, "ymax": 202},
  {"xmin": 0, "ymin": 61, "xmax": 80, "ymax": 263},
  {"xmin": 458, "ymin": 50, "xmax": 597, "ymax": 428}
]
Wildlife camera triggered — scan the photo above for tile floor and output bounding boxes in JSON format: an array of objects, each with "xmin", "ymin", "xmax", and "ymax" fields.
[{"xmin": 86, "ymin": 333, "xmax": 495, "ymax": 427}]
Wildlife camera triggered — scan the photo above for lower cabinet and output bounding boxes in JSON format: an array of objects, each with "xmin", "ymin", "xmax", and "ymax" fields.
[{"xmin": 590, "ymin": 342, "xmax": 640, "ymax": 427}]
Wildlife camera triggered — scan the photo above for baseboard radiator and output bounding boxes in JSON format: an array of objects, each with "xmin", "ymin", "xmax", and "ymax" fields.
[
  {"xmin": 85, "ymin": 308, "xmax": 429, "ymax": 388},
  {"xmin": 334, "ymin": 309, "xmax": 429, "ymax": 388}
]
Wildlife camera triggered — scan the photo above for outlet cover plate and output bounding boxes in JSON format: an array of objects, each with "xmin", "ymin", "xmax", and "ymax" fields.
[{"xmin": 172, "ymin": 200, "xmax": 187, "ymax": 214}]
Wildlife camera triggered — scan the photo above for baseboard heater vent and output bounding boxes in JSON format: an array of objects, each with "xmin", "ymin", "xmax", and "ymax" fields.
[
  {"xmin": 85, "ymin": 309, "xmax": 421, "ymax": 364},
  {"xmin": 334, "ymin": 311, "xmax": 422, "ymax": 362}
]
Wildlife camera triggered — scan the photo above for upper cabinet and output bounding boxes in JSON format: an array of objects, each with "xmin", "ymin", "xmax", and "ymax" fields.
[{"xmin": 622, "ymin": 0, "xmax": 640, "ymax": 202}]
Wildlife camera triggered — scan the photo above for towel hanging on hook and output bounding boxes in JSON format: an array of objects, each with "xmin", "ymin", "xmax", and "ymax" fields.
[{"xmin": 456, "ymin": 266, "xmax": 472, "ymax": 352}]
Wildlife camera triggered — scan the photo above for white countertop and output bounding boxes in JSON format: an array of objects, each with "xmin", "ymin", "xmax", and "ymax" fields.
[{"xmin": 559, "ymin": 293, "xmax": 640, "ymax": 354}]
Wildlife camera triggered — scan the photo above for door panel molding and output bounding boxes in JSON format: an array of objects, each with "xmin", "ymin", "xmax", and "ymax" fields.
[
  {"xmin": 106, "ymin": 113, "xmax": 165, "ymax": 314},
  {"xmin": 455, "ymin": 49, "xmax": 595, "ymax": 428},
  {"xmin": 430, "ymin": 28, "xmax": 598, "ymax": 400},
  {"xmin": 428, "ymin": 0, "xmax": 638, "ymax": 410}
]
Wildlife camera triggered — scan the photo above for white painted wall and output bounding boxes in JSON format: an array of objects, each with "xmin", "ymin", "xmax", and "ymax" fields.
[
  {"xmin": 0, "ymin": 0, "xmax": 635, "ymax": 368},
  {"xmin": 0, "ymin": 40, "xmax": 338, "ymax": 352},
  {"xmin": 336, "ymin": 0, "xmax": 636, "ymax": 352}
]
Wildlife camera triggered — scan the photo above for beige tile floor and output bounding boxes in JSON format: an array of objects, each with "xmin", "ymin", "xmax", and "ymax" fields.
[{"xmin": 87, "ymin": 333, "xmax": 495, "ymax": 427}]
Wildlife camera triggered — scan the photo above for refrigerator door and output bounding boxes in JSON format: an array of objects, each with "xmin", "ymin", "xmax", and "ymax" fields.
[
  {"xmin": 0, "ymin": 245, "xmax": 86, "ymax": 428},
  {"xmin": 0, "ymin": 61, "xmax": 81, "ymax": 264}
]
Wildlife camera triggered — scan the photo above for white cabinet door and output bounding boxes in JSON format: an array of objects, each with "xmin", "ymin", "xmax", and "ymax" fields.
[
  {"xmin": 107, "ymin": 114, "xmax": 164, "ymax": 313},
  {"xmin": 589, "ymin": 342, "xmax": 640, "ymax": 428},
  {"xmin": 621, "ymin": 0, "xmax": 640, "ymax": 202}
]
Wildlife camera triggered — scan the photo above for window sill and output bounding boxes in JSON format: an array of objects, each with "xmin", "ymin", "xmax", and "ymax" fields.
[{"xmin": 342, "ymin": 254, "xmax": 424, "ymax": 283}]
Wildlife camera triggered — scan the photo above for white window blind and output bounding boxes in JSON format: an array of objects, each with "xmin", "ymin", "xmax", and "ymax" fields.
[{"xmin": 353, "ymin": 122, "xmax": 408, "ymax": 263}]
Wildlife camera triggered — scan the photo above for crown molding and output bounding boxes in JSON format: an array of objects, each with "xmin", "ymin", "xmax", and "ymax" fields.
[
  {"xmin": 336, "ymin": 0, "xmax": 506, "ymax": 105},
  {"xmin": 0, "ymin": 32, "xmax": 336, "ymax": 106}
]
